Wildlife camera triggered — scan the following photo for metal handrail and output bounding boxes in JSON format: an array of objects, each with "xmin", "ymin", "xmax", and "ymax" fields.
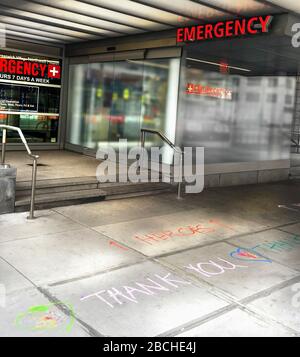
[
  {"xmin": 0, "ymin": 125, "xmax": 39, "ymax": 219},
  {"xmin": 140, "ymin": 128, "xmax": 183, "ymax": 199}
]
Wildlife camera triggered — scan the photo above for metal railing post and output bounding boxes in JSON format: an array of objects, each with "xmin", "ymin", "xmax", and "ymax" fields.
[
  {"xmin": 139, "ymin": 130, "xmax": 146, "ymax": 171},
  {"xmin": 1, "ymin": 129, "xmax": 6, "ymax": 165},
  {"xmin": 141, "ymin": 130, "xmax": 145, "ymax": 149},
  {"xmin": 177, "ymin": 151, "xmax": 183, "ymax": 199},
  {"xmin": 0, "ymin": 124, "xmax": 39, "ymax": 219},
  {"xmin": 28, "ymin": 155, "xmax": 38, "ymax": 220},
  {"xmin": 140, "ymin": 128, "xmax": 184, "ymax": 200}
]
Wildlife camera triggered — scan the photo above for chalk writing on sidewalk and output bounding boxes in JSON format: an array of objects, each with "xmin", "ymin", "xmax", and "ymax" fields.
[
  {"xmin": 80, "ymin": 273, "xmax": 191, "ymax": 308},
  {"xmin": 184, "ymin": 257, "xmax": 248, "ymax": 278},
  {"xmin": 133, "ymin": 219, "xmax": 236, "ymax": 245},
  {"xmin": 229, "ymin": 235, "xmax": 300, "ymax": 263},
  {"xmin": 252, "ymin": 235, "xmax": 300, "ymax": 253},
  {"xmin": 109, "ymin": 240, "xmax": 129, "ymax": 251},
  {"xmin": 230, "ymin": 247, "xmax": 272, "ymax": 263},
  {"xmin": 15, "ymin": 303, "xmax": 75, "ymax": 333}
]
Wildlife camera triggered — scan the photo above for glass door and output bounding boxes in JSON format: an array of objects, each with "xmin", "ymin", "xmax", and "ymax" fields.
[{"xmin": 67, "ymin": 53, "xmax": 180, "ymax": 162}]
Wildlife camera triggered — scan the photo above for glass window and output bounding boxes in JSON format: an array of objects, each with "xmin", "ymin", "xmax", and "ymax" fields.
[
  {"xmin": 178, "ymin": 56, "xmax": 296, "ymax": 163},
  {"xmin": 267, "ymin": 93, "xmax": 277, "ymax": 103},
  {"xmin": 247, "ymin": 77, "xmax": 261, "ymax": 86},
  {"xmin": 285, "ymin": 94, "xmax": 293, "ymax": 105},
  {"xmin": 67, "ymin": 57, "xmax": 180, "ymax": 157},
  {"xmin": 268, "ymin": 78, "xmax": 278, "ymax": 87},
  {"xmin": 286, "ymin": 78, "xmax": 293, "ymax": 89},
  {"xmin": 232, "ymin": 77, "xmax": 240, "ymax": 86},
  {"xmin": 231, "ymin": 92, "xmax": 239, "ymax": 101},
  {"xmin": 246, "ymin": 92, "xmax": 260, "ymax": 102},
  {"xmin": 0, "ymin": 53, "xmax": 61, "ymax": 144}
]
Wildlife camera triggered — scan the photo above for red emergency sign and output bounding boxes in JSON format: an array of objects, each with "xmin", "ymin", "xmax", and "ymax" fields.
[
  {"xmin": 176, "ymin": 15, "xmax": 273, "ymax": 43},
  {"xmin": 0, "ymin": 58, "xmax": 61, "ymax": 79},
  {"xmin": 48, "ymin": 64, "xmax": 61, "ymax": 79}
]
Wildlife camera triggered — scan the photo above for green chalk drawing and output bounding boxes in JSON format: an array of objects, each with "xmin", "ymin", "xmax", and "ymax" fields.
[{"xmin": 15, "ymin": 302, "xmax": 75, "ymax": 333}]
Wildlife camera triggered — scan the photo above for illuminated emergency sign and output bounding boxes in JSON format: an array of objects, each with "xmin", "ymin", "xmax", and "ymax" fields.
[
  {"xmin": 177, "ymin": 15, "xmax": 273, "ymax": 43},
  {"xmin": 0, "ymin": 55, "xmax": 61, "ymax": 85},
  {"xmin": 186, "ymin": 83, "xmax": 232, "ymax": 100},
  {"xmin": 0, "ymin": 54, "xmax": 61, "ymax": 116}
]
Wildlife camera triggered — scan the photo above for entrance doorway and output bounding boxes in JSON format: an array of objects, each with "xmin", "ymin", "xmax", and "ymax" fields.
[{"xmin": 66, "ymin": 52, "xmax": 180, "ymax": 161}]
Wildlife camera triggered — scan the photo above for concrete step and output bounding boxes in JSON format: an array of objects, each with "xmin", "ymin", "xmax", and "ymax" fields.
[
  {"xmin": 15, "ymin": 188, "xmax": 107, "ymax": 212},
  {"xmin": 289, "ymin": 167, "xmax": 300, "ymax": 179},
  {"xmin": 15, "ymin": 179, "xmax": 174, "ymax": 212},
  {"xmin": 100, "ymin": 181, "xmax": 173, "ymax": 196},
  {"xmin": 16, "ymin": 177, "xmax": 99, "ymax": 196}
]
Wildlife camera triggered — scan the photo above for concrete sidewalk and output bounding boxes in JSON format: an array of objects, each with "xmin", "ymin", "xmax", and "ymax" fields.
[{"xmin": 1, "ymin": 180, "xmax": 300, "ymax": 337}]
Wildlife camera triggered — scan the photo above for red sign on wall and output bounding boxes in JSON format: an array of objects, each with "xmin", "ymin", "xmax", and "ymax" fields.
[
  {"xmin": 176, "ymin": 15, "xmax": 273, "ymax": 43},
  {"xmin": 186, "ymin": 83, "xmax": 232, "ymax": 100},
  {"xmin": 48, "ymin": 64, "xmax": 61, "ymax": 79},
  {"xmin": 0, "ymin": 55, "xmax": 61, "ymax": 85}
]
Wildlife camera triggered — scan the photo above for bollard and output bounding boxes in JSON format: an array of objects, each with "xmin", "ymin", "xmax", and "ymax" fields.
[{"xmin": 0, "ymin": 164, "xmax": 17, "ymax": 214}]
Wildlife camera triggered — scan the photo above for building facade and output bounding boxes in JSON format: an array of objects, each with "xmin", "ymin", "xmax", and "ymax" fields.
[{"xmin": 1, "ymin": 12, "xmax": 300, "ymax": 186}]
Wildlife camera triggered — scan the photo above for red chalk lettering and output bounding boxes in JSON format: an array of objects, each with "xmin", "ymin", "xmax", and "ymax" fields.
[
  {"xmin": 191, "ymin": 224, "xmax": 215, "ymax": 234},
  {"xmin": 177, "ymin": 226, "xmax": 195, "ymax": 236},
  {"xmin": 209, "ymin": 219, "xmax": 236, "ymax": 231},
  {"xmin": 153, "ymin": 231, "xmax": 173, "ymax": 241},
  {"xmin": 133, "ymin": 234, "xmax": 160, "ymax": 245}
]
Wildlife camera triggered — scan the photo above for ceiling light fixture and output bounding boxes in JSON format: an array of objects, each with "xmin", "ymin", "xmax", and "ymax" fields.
[{"xmin": 186, "ymin": 57, "xmax": 251, "ymax": 72}]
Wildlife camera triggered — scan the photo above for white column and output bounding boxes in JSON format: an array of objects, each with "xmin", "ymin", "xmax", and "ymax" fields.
[{"xmin": 163, "ymin": 58, "xmax": 180, "ymax": 165}]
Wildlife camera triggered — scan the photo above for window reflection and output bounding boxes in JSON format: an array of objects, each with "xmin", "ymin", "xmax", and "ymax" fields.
[
  {"xmin": 0, "ymin": 85, "xmax": 60, "ymax": 143},
  {"xmin": 67, "ymin": 58, "xmax": 180, "ymax": 152},
  {"xmin": 178, "ymin": 64, "xmax": 296, "ymax": 163}
]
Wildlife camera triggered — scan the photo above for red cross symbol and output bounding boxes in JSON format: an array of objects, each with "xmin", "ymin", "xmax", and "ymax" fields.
[
  {"xmin": 186, "ymin": 83, "xmax": 194, "ymax": 93},
  {"xmin": 48, "ymin": 64, "xmax": 61, "ymax": 79}
]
